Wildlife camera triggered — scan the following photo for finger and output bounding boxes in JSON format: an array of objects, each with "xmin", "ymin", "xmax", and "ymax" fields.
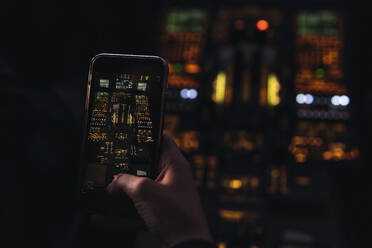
[
  {"xmin": 161, "ymin": 132, "xmax": 181, "ymax": 156},
  {"xmin": 158, "ymin": 133, "xmax": 193, "ymax": 184},
  {"xmin": 107, "ymin": 173, "xmax": 156, "ymax": 201},
  {"xmin": 90, "ymin": 213, "xmax": 145, "ymax": 230},
  {"xmin": 161, "ymin": 132, "xmax": 188, "ymax": 167}
]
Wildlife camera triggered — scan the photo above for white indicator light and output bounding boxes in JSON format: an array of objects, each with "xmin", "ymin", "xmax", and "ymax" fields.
[
  {"xmin": 304, "ymin": 94, "xmax": 314, "ymax": 104},
  {"xmin": 331, "ymin": 95, "xmax": 340, "ymax": 106},
  {"xmin": 188, "ymin": 89, "xmax": 198, "ymax": 99},
  {"xmin": 339, "ymin": 95, "xmax": 350, "ymax": 106},
  {"xmin": 296, "ymin": 94, "xmax": 305, "ymax": 104},
  {"xmin": 180, "ymin": 89, "xmax": 188, "ymax": 99}
]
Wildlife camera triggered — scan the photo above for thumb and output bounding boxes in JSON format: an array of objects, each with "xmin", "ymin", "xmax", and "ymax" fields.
[{"xmin": 107, "ymin": 173, "xmax": 157, "ymax": 201}]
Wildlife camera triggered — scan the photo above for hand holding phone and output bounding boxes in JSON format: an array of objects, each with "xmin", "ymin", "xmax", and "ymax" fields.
[
  {"xmin": 93, "ymin": 133, "xmax": 213, "ymax": 247},
  {"xmin": 78, "ymin": 53, "xmax": 168, "ymax": 214},
  {"xmin": 78, "ymin": 54, "xmax": 213, "ymax": 247}
]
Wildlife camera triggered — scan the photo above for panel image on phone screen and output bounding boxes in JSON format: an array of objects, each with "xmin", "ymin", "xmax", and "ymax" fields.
[{"xmin": 83, "ymin": 72, "xmax": 161, "ymax": 191}]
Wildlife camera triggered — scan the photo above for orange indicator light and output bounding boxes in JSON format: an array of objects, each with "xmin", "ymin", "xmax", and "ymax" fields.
[{"xmin": 256, "ymin": 19, "xmax": 269, "ymax": 31}]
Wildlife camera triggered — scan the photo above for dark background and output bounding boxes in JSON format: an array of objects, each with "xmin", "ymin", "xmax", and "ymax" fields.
[{"xmin": 1, "ymin": 0, "xmax": 371, "ymax": 248}]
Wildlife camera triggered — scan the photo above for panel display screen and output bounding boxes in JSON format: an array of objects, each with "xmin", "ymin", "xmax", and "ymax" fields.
[{"xmin": 81, "ymin": 56, "xmax": 166, "ymax": 192}]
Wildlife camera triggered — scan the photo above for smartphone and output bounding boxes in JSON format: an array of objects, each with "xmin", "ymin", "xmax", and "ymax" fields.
[{"xmin": 78, "ymin": 53, "xmax": 168, "ymax": 214}]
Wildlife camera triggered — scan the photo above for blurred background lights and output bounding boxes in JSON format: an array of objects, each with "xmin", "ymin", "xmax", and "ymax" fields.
[
  {"xmin": 315, "ymin": 68, "xmax": 325, "ymax": 78},
  {"xmin": 296, "ymin": 93, "xmax": 313, "ymax": 104},
  {"xmin": 331, "ymin": 95, "xmax": 340, "ymax": 105},
  {"xmin": 188, "ymin": 89, "xmax": 198, "ymax": 99},
  {"xmin": 331, "ymin": 95, "xmax": 350, "ymax": 106},
  {"xmin": 180, "ymin": 89, "xmax": 188, "ymax": 99},
  {"xmin": 174, "ymin": 63, "xmax": 183, "ymax": 72},
  {"xmin": 339, "ymin": 95, "xmax": 350, "ymax": 106},
  {"xmin": 296, "ymin": 93, "xmax": 306, "ymax": 104},
  {"xmin": 180, "ymin": 88, "xmax": 198, "ymax": 99},
  {"xmin": 256, "ymin": 19, "xmax": 269, "ymax": 31},
  {"xmin": 184, "ymin": 63, "xmax": 201, "ymax": 74},
  {"xmin": 234, "ymin": 19, "xmax": 245, "ymax": 30},
  {"xmin": 212, "ymin": 71, "xmax": 227, "ymax": 104},
  {"xmin": 304, "ymin": 94, "xmax": 314, "ymax": 104},
  {"xmin": 267, "ymin": 73, "xmax": 281, "ymax": 106}
]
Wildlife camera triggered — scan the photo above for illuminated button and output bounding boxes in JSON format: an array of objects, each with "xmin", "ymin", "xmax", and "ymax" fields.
[
  {"xmin": 229, "ymin": 179, "xmax": 243, "ymax": 189},
  {"xmin": 304, "ymin": 94, "xmax": 314, "ymax": 104},
  {"xmin": 315, "ymin": 68, "xmax": 325, "ymax": 78},
  {"xmin": 188, "ymin": 89, "xmax": 198, "ymax": 99},
  {"xmin": 339, "ymin": 95, "xmax": 350, "ymax": 106},
  {"xmin": 137, "ymin": 82, "xmax": 147, "ymax": 91},
  {"xmin": 256, "ymin": 19, "xmax": 269, "ymax": 31},
  {"xmin": 185, "ymin": 63, "xmax": 201, "ymax": 74},
  {"xmin": 99, "ymin": 79, "xmax": 110, "ymax": 88},
  {"xmin": 331, "ymin": 95, "xmax": 349, "ymax": 106},
  {"xmin": 296, "ymin": 93, "xmax": 313, "ymax": 104},
  {"xmin": 180, "ymin": 89, "xmax": 188, "ymax": 99},
  {"xmin": 296, "ymin": 93, "xmax": 306, "ymax": 104},
  {"xmin": 180, "ymin": 88, "xmax": 198, "ymax": 99},
  {"xmin": 331, "ymin": 95, "xmax": 340, "ymax": 106},
  {"xmin": 137, "ymin": 170, "xmax": 147, "ymax": 176},
  {"xmin": 174, "ymin": 63, "xmax": 183, "ymax": 72}
]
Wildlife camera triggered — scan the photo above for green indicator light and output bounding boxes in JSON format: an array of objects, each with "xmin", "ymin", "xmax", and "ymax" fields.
[
  {"xmin": 174, "ymin": 63, "xmax": 183, "ymax": 72},
  {"xmin": 315, "ymin": 68, "xmax": 325, "ymax": 78}
]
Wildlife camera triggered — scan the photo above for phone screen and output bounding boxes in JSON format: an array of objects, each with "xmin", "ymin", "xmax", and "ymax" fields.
[{"xmin": 81, "ymin": 55, "xmax": 167, "ymax": 193}]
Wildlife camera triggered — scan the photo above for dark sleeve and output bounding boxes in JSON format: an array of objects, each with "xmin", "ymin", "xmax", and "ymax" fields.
[{"xmin": 171, "ymin": 240, "xmax": 217, "ymax": 248}]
